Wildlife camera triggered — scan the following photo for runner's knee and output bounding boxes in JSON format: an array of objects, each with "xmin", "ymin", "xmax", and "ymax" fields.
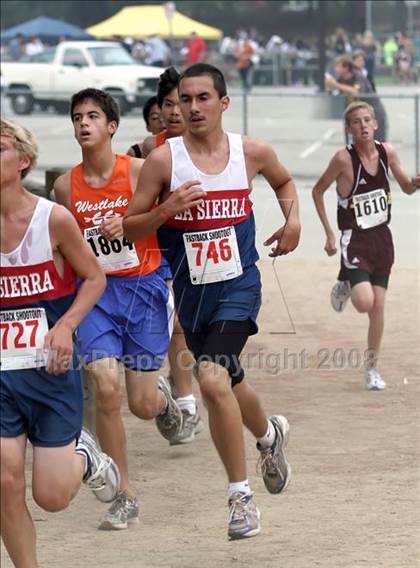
[
  {"xmin": 352, "ymin": 296, "xmax": 373, "ymax": 313},
  {"xmin": 198, "ymin": 364, "xmax": 231, "ymax": 403},
  {"xmin": 32, "ymin": 484, "xmax": 72, "ymax": 513},
  {"xmin": 128, "ymin": 394, "xmax": 159, "ymax": 420},
  {"xmin": 91, "ymin": 370, "xmax": 122, "ymax": 414},
  {"xmin": 1, "ymin": 469, "xmax": 25, "ymax": 509}
]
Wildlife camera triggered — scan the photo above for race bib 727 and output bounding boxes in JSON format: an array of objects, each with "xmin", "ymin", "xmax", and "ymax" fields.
[{"xmin": 0, "ymin": 307, "xmax": 49, "ymax": 370}]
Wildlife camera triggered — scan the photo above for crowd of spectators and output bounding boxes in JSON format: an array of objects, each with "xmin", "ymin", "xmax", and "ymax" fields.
[{"xmin": 1, "ymin": 26, "xmax": 417, "ymax": 89}]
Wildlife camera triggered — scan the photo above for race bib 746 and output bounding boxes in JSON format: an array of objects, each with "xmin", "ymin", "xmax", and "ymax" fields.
[{"xmin": 183, "ymin": 226, "xmax": 243, "ymax": 285}]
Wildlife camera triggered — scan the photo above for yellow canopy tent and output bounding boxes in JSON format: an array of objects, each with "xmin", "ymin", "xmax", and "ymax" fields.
[{"xmin": 86, "ymin": 5, "xmax": 223, "ymax": 40}]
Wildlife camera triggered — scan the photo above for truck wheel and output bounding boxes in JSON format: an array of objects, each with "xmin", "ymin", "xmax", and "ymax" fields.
[
  {"xmin": 10, "ymin": 92, "xmax": 34, "ymax": 115},
  {"xmin": 54, "ymin": 101, "xmax": 70, "ymax": 115},
  {"xmin": 105, "ymin": 90, "xmax": 128, "ymax": 115}
]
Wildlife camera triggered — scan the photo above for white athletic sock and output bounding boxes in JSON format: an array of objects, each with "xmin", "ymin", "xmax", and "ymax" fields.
[
  {"xmin": 228, "ymin": 480, "xmax": 251, "ymax": 498},
  {"xmin": 257, "ymin": 419, "xmax": 276, "ymax": 449},
  {"xmin": 176, "ymin": 394, "xmax": 196, "ymax": 415}
]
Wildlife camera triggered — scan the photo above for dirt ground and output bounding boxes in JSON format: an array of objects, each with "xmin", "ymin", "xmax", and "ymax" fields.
[{"xmin": 1, "ymin": 259, "xmax": 419, "ymax": 568}]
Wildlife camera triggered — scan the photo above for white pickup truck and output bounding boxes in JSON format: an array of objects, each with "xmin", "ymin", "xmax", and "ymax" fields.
[{"xmin": 1, "ymin": 41, "xmax": 164, "ymax": 115}]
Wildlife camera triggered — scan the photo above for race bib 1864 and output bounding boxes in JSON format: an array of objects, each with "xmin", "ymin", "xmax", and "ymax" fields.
[
  {"xmin": 0, "ymin": 307, "xmax": 49, "ymax": 370},
  {"xmin": 183, "ymin": 226, "xmax": 243, "ymax": 285},
  {"xmin": 352, "ymin": 189, "xmax": 389, "ymax": 229},
  {"xmin": 84, "ymin": 227, "xmax": 139, "ymax": 273}
]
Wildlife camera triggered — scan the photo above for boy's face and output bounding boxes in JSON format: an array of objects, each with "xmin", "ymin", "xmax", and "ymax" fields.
[
  {"xmin": 72, "ymin": 99, "xmax": 117, "ymax": 148},
  {"xmin": 0, "ymin": 135, "xmax": 30, "ymax": 186},
  {"xmin": 160, "ymin": 88, "xmax": 185, "ymax": 137},
  {"xmin": 179, "ymin": 75, "xmax": 229, "ymax": 137},
  {"xmin": 147, "ymin": 103, "xmax": 164, "ymax": 135},
  {"xmin": 353, "ymin": 55, "xmax": 365, "ymax": 70},
  {"xmin": 346, "ymin": 108, "xmax": 377, "ymax": 140}
]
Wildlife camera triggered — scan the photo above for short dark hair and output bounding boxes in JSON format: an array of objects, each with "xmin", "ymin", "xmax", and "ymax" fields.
[
  {"xmin": 157, "ymin": 67, "xmax": 180, "ymax": 108},
  {"xmin": 142, "ymin": 96, "xmax": 159, "ymax": 126},
  {"xmin": 179, "ymin": 63, "xmax": 227, "ymax": 98},
  {"xmin": 70, "ymin": 88, "xmax": 120, "ymax": 126},
  {"xmin": 335, "ymin": 55, "xmax": 354, "ymax": 71}
]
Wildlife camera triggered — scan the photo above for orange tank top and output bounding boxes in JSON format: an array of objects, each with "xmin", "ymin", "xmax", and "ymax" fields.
[
  {"xmin": 70, "ymin": 154, "xmax": 160, "ymax": 277},
  {"xmin": 156, "ymin": 130, "xmax": 168, "ymax": 147}
]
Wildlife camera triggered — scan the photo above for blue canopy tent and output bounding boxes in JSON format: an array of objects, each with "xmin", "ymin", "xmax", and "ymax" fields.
[{"xmin": 1, "ymin": 16, "xmax": 94, "ymax": 43}]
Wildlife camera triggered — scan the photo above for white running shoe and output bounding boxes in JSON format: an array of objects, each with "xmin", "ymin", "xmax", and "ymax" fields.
[
  {"xmin": 155, "ymin": 376, "xmax": 183, "ymax": 442},
  {"xmin": 330, "ymin": 281, "xmax": 351, "ymax": 312},
  {"xmin": 228, "ymin": 492, "xmax": 261, "ymax": 540},
  {"xmin": 365, "ymin": 368, "xmax": 386, "ymax": 391},
  {"xmin": 98, "ymin": 491, "xmax": 139, "ymax": 530},
  {"xmin": 256, "ymin": 415, "xmax": 291, "ymax": 495},
  {"xmin": 169, "ymin": 407, "xmax": 204, "ymax": 446},
  {"xmin": 76, "ymin": 428, "xmax": 120, "ymax": 503}
]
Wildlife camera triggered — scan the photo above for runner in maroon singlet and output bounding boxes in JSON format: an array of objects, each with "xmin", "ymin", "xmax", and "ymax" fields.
[{"xmin": 312, "ymin": 101, "xmax": 420, "ymax": 390}]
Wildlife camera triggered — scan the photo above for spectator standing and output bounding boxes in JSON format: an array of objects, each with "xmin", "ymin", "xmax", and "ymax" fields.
[
  {"xmin": 8, "ymin": 33, "xmax": 25, "ymax": 61},
  {"xmin": 352, "ymin": 49, "xmax": 375, "ymax": 91},
  {"xmin": 145, "ymin": 34, "xmax": 170, "ymax": 67},
  {"xmin": 186, "ymin": 32, "xmax": 207, "ymax": 65},
  {"xmin": 383, "ymin": 36, "xmax": 398, "ymax": 68},
  {"xmin": 25, "ymin": 36, "xmax": 44, "ymax": 57},
  {"xmin": 325, "ymin": 55, "xmax": 388, "ymax": 141},
  {"xmin": 362, "ymin": 30, "xmax": 378, "ymax": 90},
  {"xmin": 332, "ymin": 28, "xmax": 352, "ymax": 56},
  {"xmin": 236, "ymin": 32, "xmax": 255, "ymax": 91}
]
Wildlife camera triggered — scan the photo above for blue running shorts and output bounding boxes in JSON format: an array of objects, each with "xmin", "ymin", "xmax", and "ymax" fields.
[
  {"xmin": 1, "ymin": 355, "xmax": 83, "ymax": 447},
  {"xmin": 77, "ymin": 272, "xmax": 173, "ymax": 371}
]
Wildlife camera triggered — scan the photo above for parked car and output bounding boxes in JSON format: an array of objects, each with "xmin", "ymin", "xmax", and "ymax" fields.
[{"xmin": 1, "ymin": 40, "xmax": 164, "ymax": 115}]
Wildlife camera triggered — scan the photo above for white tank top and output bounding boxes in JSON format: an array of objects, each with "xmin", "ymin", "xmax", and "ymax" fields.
[
  {"xmin": 1, "ymin": 197, "xmax": 54, "ymax": 267},
  {"xmin": 168, "ymin": 133, "xmax": 249, "ymax": 192},
  {"xmin": 0, "ymin": 197, "xmax": 77, "ymax": 309}
]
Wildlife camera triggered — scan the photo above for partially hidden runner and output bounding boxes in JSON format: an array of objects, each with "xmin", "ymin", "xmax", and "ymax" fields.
[
  {"xmin": 126, "ymin": 95, "xmax": 164, "ymax": 159},
  {"xmin": 124, "ymin": 63, "xmax": 301, "ymax": 540},
  {"xmin": 142, "ymin": 67, "xmax": 204, "ymax": 445},
  {"xmin": 0, "ymin": 118, "xmax": 120, "ymax": 568},
  {"xmin": 54, "ymin": 88, "xmax": 182, "ymax": 531}
]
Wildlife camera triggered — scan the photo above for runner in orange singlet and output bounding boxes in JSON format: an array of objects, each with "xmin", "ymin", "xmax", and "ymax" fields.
[{"xmin": 54, "ymin": 88, "xmax": 183, "ymax": 531}]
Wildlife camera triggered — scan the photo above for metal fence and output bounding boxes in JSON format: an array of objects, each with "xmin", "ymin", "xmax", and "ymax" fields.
[
  {"xmin": 227, "ymin": 91, "xmax": 419, "ymax": 174},
  {"xmin": 1, "ymin": 88, "xmax": 418, "ymax": 187}
]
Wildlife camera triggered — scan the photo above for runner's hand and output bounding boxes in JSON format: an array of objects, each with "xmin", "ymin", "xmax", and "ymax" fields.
[
  {"xmin": 100, "ymin": 216, "xmax": 124, "ymax": 240},
  {"xmin": 324, "ymin": 233, "xmax": 337, "ymax": 256},
  {"xmin": 162, "ymin": 180, "xmax": 206, "ymax": 218},
  {"xmin": 44, "ymin": 322, "xmax": 74, "ymax": 375},
  {"xmin": 264, "ymin": 221, "xmax": 301, "ymax": 257}
]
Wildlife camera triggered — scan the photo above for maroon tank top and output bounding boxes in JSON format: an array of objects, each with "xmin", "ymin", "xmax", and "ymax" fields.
[{"xmin": 337, "ymin": 142, "xmax": 391, "ymax": 231}]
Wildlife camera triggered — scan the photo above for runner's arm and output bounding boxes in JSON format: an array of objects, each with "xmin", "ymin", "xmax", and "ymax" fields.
[
  {"xmin": 123, "ymin": 148, "xmax": 204, "ymax": 241},
  {"xmin": 251, "ymin": 139, "xmax": 301, "ymax": 256},
  {"xmin": 384, "ymin": 143, "xmax": 420, "ymax": 195},
  {"xmin": 45, "ymin": 205, "xmax": 106, "ymax": 374},
  {"xmin": 100, "ymin": 157, "xmax": 145, "ymax": 240},
  {"xmin": 141, "ymin": 135, "xmax": 156, "ymax": 158},
  {"xmin": 325, "ymin": 76, "xmax": 358, "ymax": 95},
  {"xmin": 312, "ymin": 152, "xmax": 345, "ymax": 256},
  {"xmin": 53, "ymin": 172, "xmax": 71, "ymax": 210}
]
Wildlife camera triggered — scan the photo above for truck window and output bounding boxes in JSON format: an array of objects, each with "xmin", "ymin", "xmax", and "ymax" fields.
[
  {"xmin": 62, "ymin": 48, "xmax": 88, "ymax": 67},
  {"xmin": 87, "ymin": 46, "xmax": 134, "ymax": 66},
  {"xmin": 21, "ymin": 48, "xmax": 56, "ymax": 63}
]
